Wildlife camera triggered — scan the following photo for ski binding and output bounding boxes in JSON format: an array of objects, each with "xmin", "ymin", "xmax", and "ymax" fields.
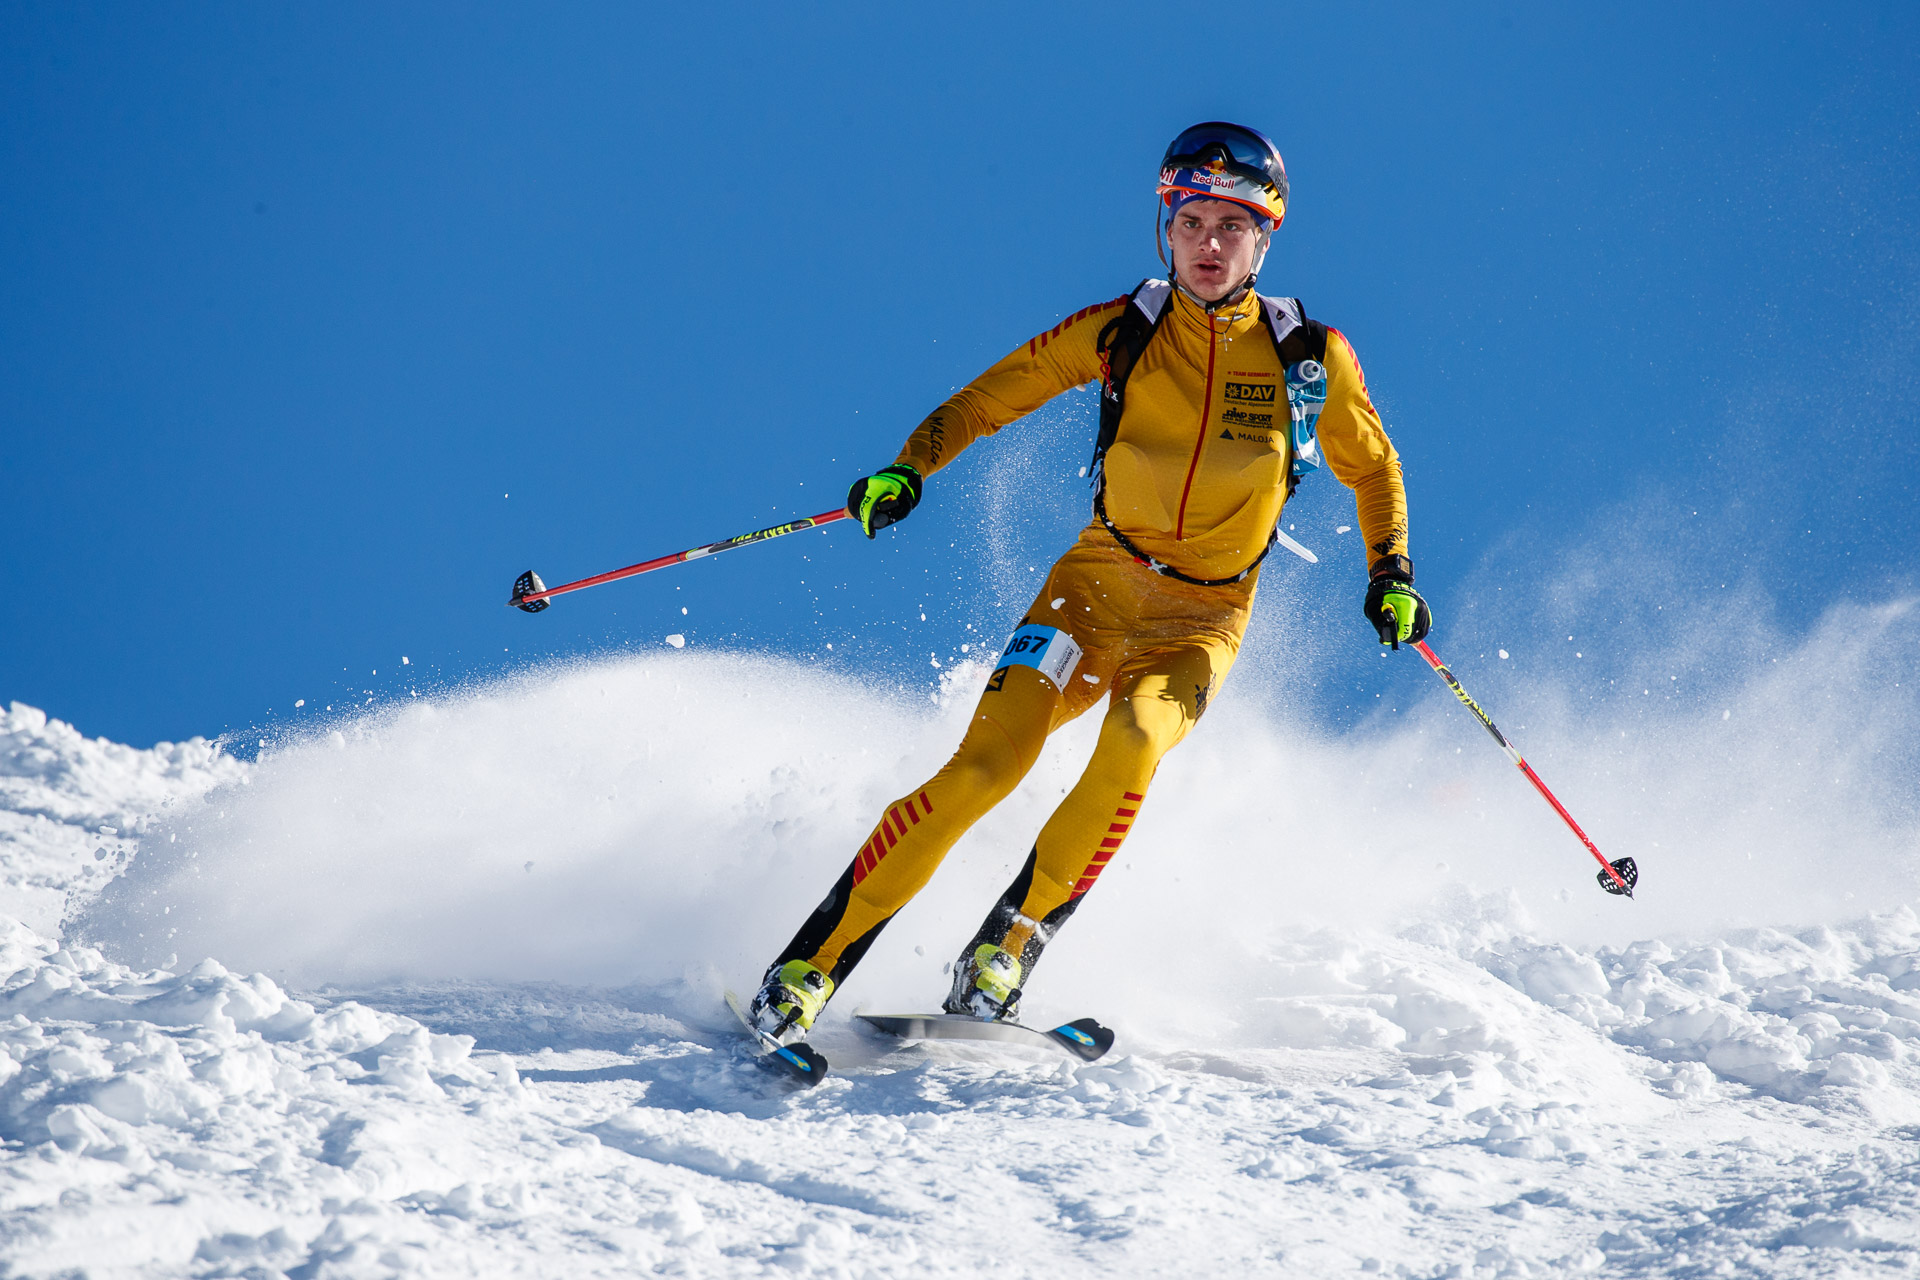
[{"xmin": 724, "ymin": 989, "xmax": 829, "ymax": 1087}]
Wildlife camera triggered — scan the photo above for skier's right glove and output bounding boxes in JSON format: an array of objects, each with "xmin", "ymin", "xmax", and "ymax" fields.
[
  {"xmin": 1363, "ymin": 556, "xmax": 1432, "ymax": 650},
  {"xmin": 846, "ymin": 463, "xmax": 922, "ymax": 538}
]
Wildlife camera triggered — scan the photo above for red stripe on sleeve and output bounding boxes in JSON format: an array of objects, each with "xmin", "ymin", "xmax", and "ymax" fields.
[{"xmin": 1327, "ymin": 327, "xmax": 1369, "ymax": 396}]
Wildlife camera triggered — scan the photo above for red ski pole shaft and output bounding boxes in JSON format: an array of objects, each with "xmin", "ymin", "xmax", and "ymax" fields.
[
  {"xmin": 508, "ymin": 507, "xmax": 851, "ymax": 609},
  {"xmin": 1411, "ymin": 639, "xmax": 1634, "ymax": 896}
]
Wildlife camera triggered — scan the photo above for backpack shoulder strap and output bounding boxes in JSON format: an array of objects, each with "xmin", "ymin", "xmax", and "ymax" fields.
[
  {"xmin": 1257, "ymin": 294, "xmax": 1327, "ymax": 365},
  {"xmin": 1089, "ymin": 279, "xmax": 1173, "ymax": 490},
  {"xmin": 1256, "ymin": 294, "xmax": 1331, "ymax": 500}
]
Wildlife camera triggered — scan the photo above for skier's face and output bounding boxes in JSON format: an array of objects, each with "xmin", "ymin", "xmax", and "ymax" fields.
[{"xmin": 1168, "ymin": 200, "xmax": 1268, "ymax": 302}]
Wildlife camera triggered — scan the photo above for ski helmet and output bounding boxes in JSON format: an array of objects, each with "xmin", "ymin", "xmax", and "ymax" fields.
[{"xmin": 1158, "ymin": 121, "xmax": 1288, "ymax": 229}]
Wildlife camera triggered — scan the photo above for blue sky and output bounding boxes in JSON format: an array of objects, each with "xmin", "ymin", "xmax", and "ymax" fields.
[{"xmin": 4, "ymin": 2, "xmax": 1916, "ymax": 747}]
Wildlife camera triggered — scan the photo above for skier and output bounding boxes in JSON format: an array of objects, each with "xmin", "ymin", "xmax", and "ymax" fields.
[{"xmin": 749, "ymin": 121, "xmax": 1431, "ymax": 1041}]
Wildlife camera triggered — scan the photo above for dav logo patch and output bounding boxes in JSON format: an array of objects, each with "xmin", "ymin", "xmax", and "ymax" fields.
[{"xmin": 1224, "ymin": 381, "xmax": 1276, "ymax": 404}]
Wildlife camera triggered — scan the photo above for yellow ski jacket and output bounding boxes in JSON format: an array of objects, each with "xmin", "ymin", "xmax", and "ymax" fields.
[{"xmin": 896, "ymin": 284, "xmax": 1408, "ymax": 582}]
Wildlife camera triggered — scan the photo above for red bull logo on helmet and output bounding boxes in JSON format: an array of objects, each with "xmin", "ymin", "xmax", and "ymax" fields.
[{"xmin": 1163, "ymin": 164, "xmax": 1241, "ymax": 193}]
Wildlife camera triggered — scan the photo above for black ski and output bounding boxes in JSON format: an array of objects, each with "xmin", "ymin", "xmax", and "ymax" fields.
[
  {"xmin": 858, "ymin": 1012, "xmax": 1114, "ymax": 1063},
  {"xmin": 723, "ymin": 990, "xmax": 829, "ymax": 1087}
]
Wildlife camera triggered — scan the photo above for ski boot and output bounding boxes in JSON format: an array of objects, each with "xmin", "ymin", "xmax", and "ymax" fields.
[
  {"xmin": 747, "ymin": 959, "xmax": 835, "ymax": 1045},
  {"xmin": 943, "ymin": 943, "xmax": 1023, "ymax": 1022}
]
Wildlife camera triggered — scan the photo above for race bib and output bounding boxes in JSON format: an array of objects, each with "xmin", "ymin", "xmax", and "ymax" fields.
[{"xmin": 996, "ymin": 624, "xmax": 1084, "ymax": 689}]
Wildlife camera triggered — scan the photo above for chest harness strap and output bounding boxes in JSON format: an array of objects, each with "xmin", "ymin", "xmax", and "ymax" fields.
[{"xmin": 1089, "ymin": 279, "xmax": 1330, "ymax": 587}]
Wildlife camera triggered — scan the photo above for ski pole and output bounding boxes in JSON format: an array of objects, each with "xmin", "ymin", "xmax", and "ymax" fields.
[
  {"xmin": 1411, "ymin": 639, "xmax": 1638, "ymax": 898},
  {"xmin": 507, "ymin": 507, "xmax": 851, "ymax": 612}
]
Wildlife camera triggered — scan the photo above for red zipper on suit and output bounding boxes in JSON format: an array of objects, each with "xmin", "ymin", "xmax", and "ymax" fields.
[{"xmin": 1173, "ymin": 310, "xmax": 1221, "ymax": 541}]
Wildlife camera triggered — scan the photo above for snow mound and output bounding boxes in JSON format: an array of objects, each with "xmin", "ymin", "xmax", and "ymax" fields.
[
  {"xmin": 0, "ymin": 915, "xmax": 547, "ymax": 1276},
  {"xmin": 0, "ymin": 702, "xmax": 243, "ymax": 935},
  {"xmin": 1468, "ymin": 915, "xmax": 1920, "ymax": 1108}
]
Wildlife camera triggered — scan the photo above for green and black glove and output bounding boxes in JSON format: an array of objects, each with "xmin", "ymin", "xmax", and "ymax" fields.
[
  {"xmin": 846, "ymin": 463, "xmax": 922, "ymax": 539},
  {"xmin": 1363, "ymin": 555, "xmax": 1432, "ymax": 650}
]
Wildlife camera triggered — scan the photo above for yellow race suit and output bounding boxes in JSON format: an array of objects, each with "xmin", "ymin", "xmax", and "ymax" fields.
[{"xmin": 774, "ymin": 282, "xmax": 1409, "ymax": 993}]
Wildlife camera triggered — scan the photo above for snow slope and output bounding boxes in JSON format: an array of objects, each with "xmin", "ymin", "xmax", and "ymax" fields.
[{"xmin": 3, "ymin": 596, "xmax": 1919, "ymax": 1276}]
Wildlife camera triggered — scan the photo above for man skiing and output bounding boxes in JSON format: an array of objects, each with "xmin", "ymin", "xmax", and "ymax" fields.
[{"xmin": 748, "ymin": 121, "xmax": 1430, "ymax": 1042}]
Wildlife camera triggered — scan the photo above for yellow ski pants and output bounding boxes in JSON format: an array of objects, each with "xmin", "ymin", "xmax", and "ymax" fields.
[{"xmin": 774, "ymin": 530, "xmax": 1254, "ymax": 987}]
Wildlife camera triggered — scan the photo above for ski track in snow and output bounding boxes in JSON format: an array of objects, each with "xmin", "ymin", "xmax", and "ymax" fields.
[{"xmin": 3, "ymin": 603, "xmax": 1919, "ymax": 1278}]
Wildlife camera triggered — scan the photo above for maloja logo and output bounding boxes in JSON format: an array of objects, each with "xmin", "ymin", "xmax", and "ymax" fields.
[{"xmin": 1224, "ymin": 381, "xmax": 1277, "ymax": 404}]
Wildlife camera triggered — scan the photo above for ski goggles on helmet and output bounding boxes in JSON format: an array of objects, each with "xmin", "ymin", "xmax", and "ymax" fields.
[{"xmin": 1157, "ymin": 121, "xmax": 1288, "ymax": 227}]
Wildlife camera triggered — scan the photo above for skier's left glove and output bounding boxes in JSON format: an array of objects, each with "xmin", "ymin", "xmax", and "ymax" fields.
[
  {"xmin": 1363, "ymin": 556, "xmax": 1431, "ymax": 650},
  {"xmin": 846, "ymin": 463, "xmax": 922, "ymax": 539}
]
